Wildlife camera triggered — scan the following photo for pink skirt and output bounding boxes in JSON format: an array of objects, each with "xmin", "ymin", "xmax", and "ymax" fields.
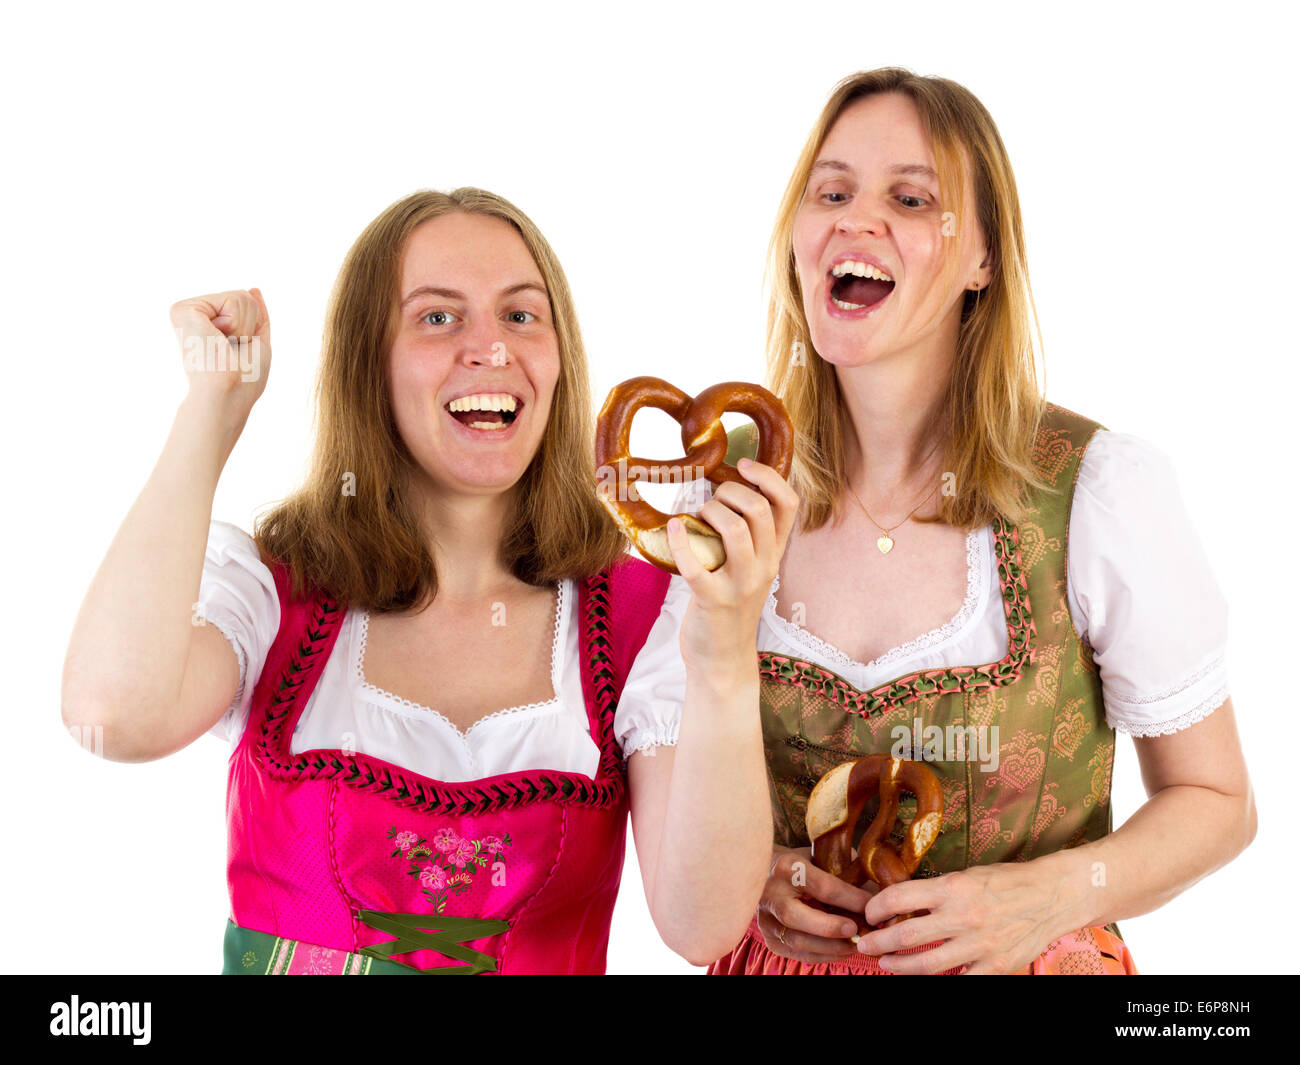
[{"xmin": 707, "ymin": 916, "xmax": 1139, "ymax": 975}]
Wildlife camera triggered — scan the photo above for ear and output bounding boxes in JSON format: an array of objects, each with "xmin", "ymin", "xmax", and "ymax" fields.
[{"xmin": 970, "ymin": 244, "xmax": 995, "ymax": 292}]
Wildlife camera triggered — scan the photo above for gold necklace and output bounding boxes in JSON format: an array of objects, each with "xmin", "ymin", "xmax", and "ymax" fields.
[{"xmin": 846, "ymin": 442, "xmax": 943, "ymax": 555}]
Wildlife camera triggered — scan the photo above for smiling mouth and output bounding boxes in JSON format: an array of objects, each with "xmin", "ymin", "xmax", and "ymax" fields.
[
  {"xmin": 829, "ymin": 260, "xmax": 895, "ymax": 311},
  {"xmin": 445, "ymin": 392, "xmax": 522, "ymax": 431}
]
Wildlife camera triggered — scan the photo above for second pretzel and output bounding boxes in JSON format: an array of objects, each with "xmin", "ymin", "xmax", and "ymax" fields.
[{"xmin": 806, "ymin": 754, "xmax": 945, "ymax": 932}]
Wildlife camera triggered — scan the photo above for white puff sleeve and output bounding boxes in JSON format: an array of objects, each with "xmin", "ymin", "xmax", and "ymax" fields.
[
  {"xmin": 614, "ymin": 571, "xmax": 692, "ymax": 759},
  {"xmin": 197, "ymin": 520, "xmax": 281, "ymax": 745},
  {"xmin": 1067, "ymin": 431, "xmax": 1230, "ymax": 737}
]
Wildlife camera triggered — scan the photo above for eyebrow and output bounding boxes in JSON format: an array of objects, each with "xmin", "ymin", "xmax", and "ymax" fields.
[
  {"xmin": 809, "ymin": 159, "xmax": 938, "ymax": 181},
  {"xmin": 400, "ymin": 281, "xmax": 548, "ymax": 307}
]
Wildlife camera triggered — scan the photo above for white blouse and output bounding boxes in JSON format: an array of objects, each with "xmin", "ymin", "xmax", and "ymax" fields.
[
  {"xmin": 199, "ymin": 522, "xmax": 690, "ymax": 780},
  {"xmin": 675, "ymin": 430, "xmax": 1230, "ymax": 738}
]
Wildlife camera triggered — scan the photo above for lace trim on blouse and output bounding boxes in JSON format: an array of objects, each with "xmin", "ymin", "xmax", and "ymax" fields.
[
  {"xmin": 1105, "ymin": 652, "xmax": 1230, "ymax": 737},
  {"xmin": 354, "ymin": 581, "xmax": 567, "ymax": 738},
  {"xmin": 1111, "ymin": 653, "xmax": 1226, "ymax": 705},
  {"xmin": 763, "ymin": 526, "xmax": 985, "ymax": 673},
  {"xmin": 621, "ymin": 723, "xmax": 682, "ymax": 761},
  {"xmin": 1110, "ymin": 684, "xmax": 1229, "ymax": 737}
]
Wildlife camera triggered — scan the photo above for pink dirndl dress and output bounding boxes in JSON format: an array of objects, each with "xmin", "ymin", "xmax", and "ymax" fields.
[{"xmin": 223, "ymin": 555, "xmax": 669, "ymax": 974}]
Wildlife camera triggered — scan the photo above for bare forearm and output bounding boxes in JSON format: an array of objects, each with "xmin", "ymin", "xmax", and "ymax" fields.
[
  {"xmin": 1038, "ymin": 784, "xmax": 1257, "ymax": 941},
  {"xmin": 62, "ymin": 396, "xmax": 242, "ymax": 741},
  {"xmin": 648, "ymin": 658, "xmax": 772, "ymax": 965}
]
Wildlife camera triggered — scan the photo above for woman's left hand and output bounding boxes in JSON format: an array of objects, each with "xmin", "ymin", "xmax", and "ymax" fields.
[
  {"xmin": 667, "ymin": 457, "xmax": 800, "ymax": 672},
  {"xmin": 853, "ymin": 855, "xmax": 1085, "ymax": 975}
]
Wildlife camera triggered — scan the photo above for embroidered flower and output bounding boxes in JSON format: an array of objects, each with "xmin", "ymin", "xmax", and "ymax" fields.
[
  {"xmin": 388, "ymin": 826, "xmax": 514, "ymax": 914},
  {"xmin": 433, "ymin": 828, "xmax": 460, "ymax": 853},
  {"xmin": 447, "ymin": 837, "xmax": 477, "ymax": 869}
]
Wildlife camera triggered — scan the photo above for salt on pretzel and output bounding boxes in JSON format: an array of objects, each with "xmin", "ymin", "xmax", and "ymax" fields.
[
  {"xmin": 594, "ymin": 376, "xmax": 793, "ymax": 574},
  {"xmin": 806, "ymin": 754, "xmax": 944, "ymax": 933}
]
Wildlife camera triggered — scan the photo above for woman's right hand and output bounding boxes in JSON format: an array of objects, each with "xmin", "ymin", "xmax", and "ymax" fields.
[
  {"xmin": 757, "ymin": 846, "xmax": 877, "ymax": 963},
  {"xmin": 170, "ymin": 288, "xmax": 271, "ymax": 423}
]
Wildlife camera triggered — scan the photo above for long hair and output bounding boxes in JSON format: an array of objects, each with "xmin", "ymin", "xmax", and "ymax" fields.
[
  {"xmin": 766, "ymin": 67, "xmax": 1052, "ymax": 532},
  {"xmin": 254, "ymin": 187, "xmax": 625, "ymax": 610}
]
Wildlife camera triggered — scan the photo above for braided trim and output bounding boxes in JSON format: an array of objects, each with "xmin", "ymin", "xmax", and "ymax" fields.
[
  {"xmin": 254, "ymin": 572, "xmax": 625, "ymax": 814},
  {"xmin": 582, "ymin": 572, "xmax": 627, "ymax": 789},
  {"xmin": 759, "ymin": 516, "xmax": 1036, "ymax": 717}
]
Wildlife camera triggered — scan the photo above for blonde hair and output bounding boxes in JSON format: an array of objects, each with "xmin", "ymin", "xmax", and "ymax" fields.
[
  {"xmin": 255, "ymin": 187, "xmax": 625, "ymax": 610},
  {"xmin": 766, "ymin": 67, "xmax": 1052, "ymax": 532}
]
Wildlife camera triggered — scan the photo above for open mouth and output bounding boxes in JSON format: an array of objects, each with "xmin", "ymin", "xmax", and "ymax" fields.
[
  {"xmin": 828, "ymin": 260, "xmax": 895, "ymax": 312},
  {"xmin": 444, "ymin": 392, "xmax": 522, "ymax": 432}
]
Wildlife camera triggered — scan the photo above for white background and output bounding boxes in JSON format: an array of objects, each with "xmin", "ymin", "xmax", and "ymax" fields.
[{"xmin": 3, "ymin": 0, "xmax": 1294, "ymax": 975}]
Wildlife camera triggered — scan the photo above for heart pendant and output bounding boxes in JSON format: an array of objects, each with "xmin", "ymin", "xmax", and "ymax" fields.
[{"xmin": 877, "ymin": 534, "xmax": 894, "ymax": 555}]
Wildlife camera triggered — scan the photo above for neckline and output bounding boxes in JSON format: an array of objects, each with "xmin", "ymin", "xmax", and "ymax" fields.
[
  {"xmin": 251, "ymin": 570, "xmax": 628, "ymax": 815},
  {"xmin": 756, "ymin": 516, "xmax": 1034, "ymax": 718},
  {"xmin": 353, "ymin": 581, "xmax": 568, "ymax": 740},
  {"xmin": 763, "ymin": 525, "xmax": 988, "ymax": 677}
]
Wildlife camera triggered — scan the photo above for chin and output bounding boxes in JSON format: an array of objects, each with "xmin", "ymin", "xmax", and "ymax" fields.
[
  {"xmin": 452, "ymin": 463, "xmax": 529, "ymax": 494},
  {"xmin": 809, "ymin": 329, "xmax": 890, "ymax": 369},
  {"xmin": 413, "ymin": 456, "xmax": 525, "ymax": 498}
]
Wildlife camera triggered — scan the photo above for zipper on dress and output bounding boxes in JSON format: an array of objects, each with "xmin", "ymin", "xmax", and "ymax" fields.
[{"xmin": 783, "ymin": 734, "xmax": 859, "ymax": 758}]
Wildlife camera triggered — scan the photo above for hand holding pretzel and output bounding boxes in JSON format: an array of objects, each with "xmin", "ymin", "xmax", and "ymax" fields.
[
  {"xmin": 806, "ymin": 755, "xmax": 945, "ymax": 936},
  {"xmin": 595, "ymin": 376, "xmax": 794, "ymax": 574},
  {"xmin": 756, "ymin": 845, "xmax": 878, "ymax": 963}
]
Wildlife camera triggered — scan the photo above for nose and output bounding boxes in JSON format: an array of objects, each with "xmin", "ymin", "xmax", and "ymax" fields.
[
  {"xmin": 457, "ymin": 315, "xmax": 512, "ymax": 368},
  {"xmin": 835, "ymin": 196, "xmax": 886, "ymax": 238}
]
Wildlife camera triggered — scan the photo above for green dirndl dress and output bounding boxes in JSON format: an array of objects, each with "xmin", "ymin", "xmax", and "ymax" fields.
[{"xmin": 710, "ymin": 403, "xmax": 1138, "ymax": 975}]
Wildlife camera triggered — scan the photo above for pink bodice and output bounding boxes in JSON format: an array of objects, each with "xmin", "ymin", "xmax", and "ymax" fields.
[{"xmin": 225, "ymin": 557, "xmax": 670, "ymax": 974}]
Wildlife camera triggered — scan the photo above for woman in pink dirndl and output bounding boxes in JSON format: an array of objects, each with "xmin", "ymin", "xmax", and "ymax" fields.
[{"xmin": 62, "ymin": 188, "xmax": 797, "ymax": 974}]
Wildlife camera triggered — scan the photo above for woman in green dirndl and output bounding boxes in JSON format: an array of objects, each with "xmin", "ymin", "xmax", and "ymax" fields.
[{"xmin": 698, "ymin": 68, "xmax": 1257, "ymax": 975}]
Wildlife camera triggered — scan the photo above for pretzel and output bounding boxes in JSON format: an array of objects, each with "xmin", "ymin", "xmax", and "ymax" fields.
[
  {"xmin": 594, "ymin": 376, "xmax": 793, "ymax": 574},
  {"xmin": 805, "ymin": 754, "xmax": 944, "ymax": 933}
]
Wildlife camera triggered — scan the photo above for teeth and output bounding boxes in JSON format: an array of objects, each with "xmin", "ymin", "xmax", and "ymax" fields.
[
  {"xmin": 447, "ymin": 393, "xmax": 519, "ymax": 413},
  {"xmin": 831, "ymin": 260, "xmax": 894, "ymax": 283},
  {"xmin": 832, "ymin": 297, "xmax": 867, "ymax": 310},
  {"xmin": 467, "ymin": 420, "xmax": 508, "ymax": 431}
]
